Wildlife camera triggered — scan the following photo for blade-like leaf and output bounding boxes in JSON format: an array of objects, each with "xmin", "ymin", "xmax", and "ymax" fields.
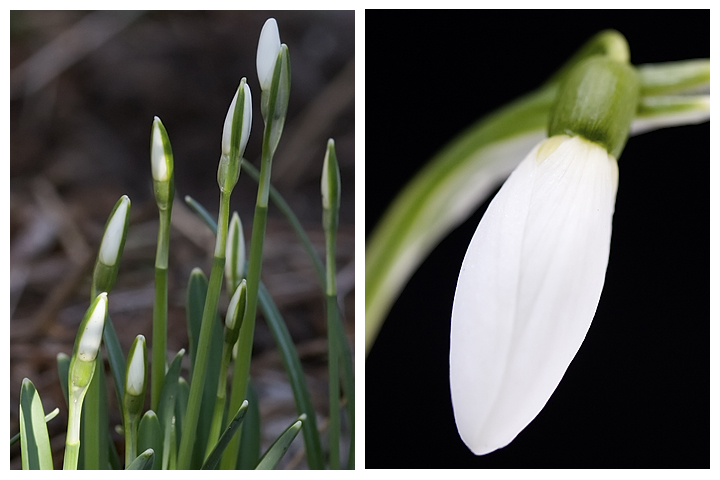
[
  {"xmin": 202, "ymin": 400, "xmax": 249, "ymax": 470},
  {"xmin": 157, "ymin": 349, "xmax": 185, "ymax": 470},
  {"xmin": 10, "ymin": 408, "xmax": 59, "ymax": 446},
  {"xmin": 236, "ymin": 381, "xmax": 261, "ymax": 469},
  {"xmin": 255, "ymin": 415, "xmax": 304, "ymax": 470},
  {"xmin": 137, "ymin": 410, "xmax": 162, "ymax": 470},
  {"xmin": 126, "ymin": 448, "xmax": 155, "ymax": 470},
  {"xmin": 19, "ymin": 378, "xmax": 53, "ymax": 470}
]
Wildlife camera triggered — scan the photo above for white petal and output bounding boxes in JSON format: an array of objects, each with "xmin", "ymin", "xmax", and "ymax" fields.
[
  {"xmin": 450, "ymin": 135, "xmax": 618, "ymax": 455},
  {"xmin": 256, "ymin": 18, "xmax": 281, "ymax": 91}
]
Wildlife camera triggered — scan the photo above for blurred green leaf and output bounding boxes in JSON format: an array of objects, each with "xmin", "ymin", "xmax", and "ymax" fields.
[
  {"xmin": 126, "ymin": 448, "xmax": 155, "ymax": 470},
  {"xmin": 255, "ymin": 415, "xmax": 304, "ymax": 470},
  {"xmin": 19, "ymin": 379, "xmax": 53, "ymax": 470},
  {"xmin": 137, "ymin": 410, "xmax": 162, "ymax": 470},
  {"xmin": 202, "ymin": 401, "xmax": 249, "ymax": 470}
]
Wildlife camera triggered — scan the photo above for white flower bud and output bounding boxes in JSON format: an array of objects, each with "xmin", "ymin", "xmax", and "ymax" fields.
[
  {"xmin": 78, "ymin": 293, "xmax": 108, "ymax": 362},
  {"xmin": 225, "ymin": 279, "xmax": 247, "ymax": 332},
  {"xmin": 225, "ymin": 212, "xmax": 246, "ymax": 289},
  {"xmin": 151, "ymin": 117, "xmax": 169, "ymax": 182},
  {"xmin": 256, "ymin": 18, "xmax": 282, "ymax": 91},
  {"xmin": 98, "ymin": 196, "xmax": 130, "ymax": 266},
  {"xmin": 126, "ymin": 335, "xmax": 146, "ymax": 396},
  {"xmin": 221, "ymin": 82, "xmax": 253, "ymax": 158}
]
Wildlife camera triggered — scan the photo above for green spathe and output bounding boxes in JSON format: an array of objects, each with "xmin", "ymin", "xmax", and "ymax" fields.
[{"xmin": 548, "ymin": 56, "xmax": 640, "ymax": 159}]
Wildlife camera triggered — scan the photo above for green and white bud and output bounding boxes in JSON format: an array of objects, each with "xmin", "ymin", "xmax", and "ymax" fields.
[
  {"xmin": 321, "ymin": 138, "xmax": 341, "ymax": 232},
  {"xmin": 150, "ymin": 117, "xmax": 175, "ymax": 212},
  {"xmin": 225, "ymin": 279, "xmax": 247, "ymax": 345},
  {"xmin": 222, "ymin": 81, "xmax": 253, "ymax": 159},
  {"xmin": 92, "ymin": 196, "xmax": 131, "ymax": 297},
  {"xmin": 125, "ymin": 335, "xmax": 146, "ymax": 397},
  {"xmin": 225, "ymin": 211, "xmax": 246, "ymax": 293},
  {"xmin": 256, "ymin": 18, "xmax": 281, "ymax": 91},
  {"xmin": 77, "ymin": 292, "xmax": 108, "ymax": 363},
  {"xmin": 98, "ymin": 196, "xmax": 130, "ymax": 267}
]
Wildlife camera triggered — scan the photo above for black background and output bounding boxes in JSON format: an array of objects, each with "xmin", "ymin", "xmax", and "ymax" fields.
[{"xmin": 365, "ymin": 10, "xmax": 709, "ymax": 468}]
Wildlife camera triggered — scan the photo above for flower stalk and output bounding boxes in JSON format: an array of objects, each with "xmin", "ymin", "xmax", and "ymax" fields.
[
  {"xmin": 64, "ymin": 293, "xmax": 108, "ymax": 470},
  {"xmin": 150, "ymin": 117, "xmax": 174, "ymax": 411},
  {"xmin": 322, "ymin": 139, "xmax": 342, "ymax": 468},
  {"xmin": 123, "ymin": 335, "xmax": 147, "ymax": 466}
]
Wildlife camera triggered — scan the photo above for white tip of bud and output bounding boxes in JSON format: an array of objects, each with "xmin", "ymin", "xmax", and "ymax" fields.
[
  {"xmin": 126, "ymin": 335, "xmax": 146, "ymax": 396},
  {"xmin": 99, "ymin": 196, "xmax": 130, "ymax": 266},
  {"xmin": 78, "ymin": 293, "xmax": 108, "ymax": 362},
  {"xmin": 256, "ymin": 18, "xmax": 282, "ymax": 91},
  {"xmin": 151, "ymin": 117, "xmax": 169, "ymax": 182},
  {"xmin": 222, "ymin": 82, "xmax": 253, "ymax": 157}
]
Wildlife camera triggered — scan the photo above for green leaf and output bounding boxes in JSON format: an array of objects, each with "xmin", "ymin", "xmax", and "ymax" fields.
[
  {"xmin": 236, "ymin": 380, "xmax": 261, "ymax": 469},
  {"xmin": 201, "ymin": 400, "xmax": 250, "ymax": 470},
  {"xmin": 255, "ymin": 414, "xmax": 304, "ymax": 470},
  {"xmin": 157, "ymin": 349, "xmax": 184, "ymax": 470},
  {"xmin": 126, "ymin": 448, "xmax": 155, "ymax": 470},
  {"xmin": 103, "ymin": 314, "xmax": 126, "ymax": 407},
  {"xmin": 19, "ymin": 378, "xmax": 53, "ymax": 470},
  {"xmin": 258, "ymin": 284, "xmax": 324, "ymax": 469},
  {"xmin": 10, "ymin": 408, "xmax": 59, "ymax": 447},
  {"xmin": 137, "ymin": 410, "xmax": 163, "ymax": 470},
  {"xmin": 175, "ymin": 377, "xmax": 189, "ymax": 448},
  {"xmin": 185, "ymin": 267, "xmax": 207, "ymax": 372}
]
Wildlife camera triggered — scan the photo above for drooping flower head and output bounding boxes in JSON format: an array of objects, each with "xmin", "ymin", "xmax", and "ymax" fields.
[{"xmin": 450, "ymin": 55, "xmax": 639, "ymax": 455}]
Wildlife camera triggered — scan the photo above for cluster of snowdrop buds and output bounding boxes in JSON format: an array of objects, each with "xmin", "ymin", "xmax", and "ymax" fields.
[{"xmin": 450, "ymin": 54, "xmax": 640, "ymax": 455}]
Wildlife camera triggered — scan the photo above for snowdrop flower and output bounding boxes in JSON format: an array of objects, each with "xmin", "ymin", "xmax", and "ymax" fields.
[
  {"xmin": 256, "ymin": 18, "xmax": 282, "ymax": 91},
  {"xmin": 450, "ymin": 56, "xmax": 639, "ymax": 455},
  {"xmin": 77, "ymin": 292, "xmax": 108, "ymax": 363}
]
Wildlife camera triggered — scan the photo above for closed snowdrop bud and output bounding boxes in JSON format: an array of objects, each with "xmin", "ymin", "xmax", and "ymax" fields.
[
  {"xmin": 450, "ymin": 55, "xmax": 638, "ymax": 455},
  {"xmin": 225, "ymin": 212, "xmax": 246, "ymax": 292},
  {"xmin": 151, "ymin": 117, "xmax": 170, "ymax": 182},
  {"xmin": 126, "ymin": 335, "xmax": 146, "ymax": 396},
  {"xmin": 78, "ymin": 293, "xmax": 108, "ymax": 362},
  {"xmin": 222, "ymin": 81, "xmax": 253, "ymax": 158},
  {"xmin": 256, "ymin": 18, "xmax": 282, "ymax": 91},
  {"xmin": 99, "ymin": 196, "xmax": 130, "ymax": 267}
]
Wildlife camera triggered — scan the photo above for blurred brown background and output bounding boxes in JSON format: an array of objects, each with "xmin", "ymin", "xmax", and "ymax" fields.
[{"xmin": 9, "ymin": 10, "xmax": 355, "ymax": 469}]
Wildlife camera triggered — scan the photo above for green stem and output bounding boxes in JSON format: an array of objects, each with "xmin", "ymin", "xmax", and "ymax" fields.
[
  {"xmin": 327, "ymin": 294, "xmax": 341, "ymax": 469},
  {"xmin": 151, "ymin": 208, "xmax": 171, "ymax": 410},
  {"xmin": 124, "ymin": 417, "xmax": 138, "ymax": 467},
  {"xmin": 177, "ymin": 191, "xmax": 230, "ymax": 469},
  {"xmin": 63, "ymin": 389, "xmax": 85, "ymax": 470},
  {"xmin": 206, "ymin": 342, "xmax": 232, "ymax": 458},
  {"xmin": 325, "ymin": 224, "xmax": 340, "ymax": 469}
]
